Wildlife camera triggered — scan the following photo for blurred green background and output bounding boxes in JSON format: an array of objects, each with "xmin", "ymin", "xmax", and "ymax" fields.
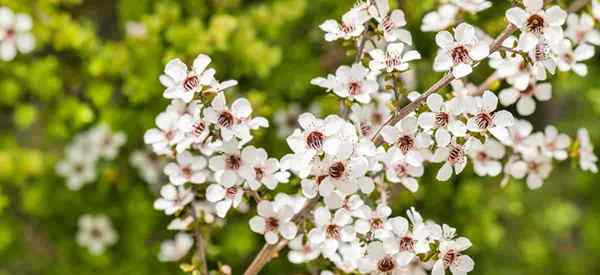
[{"xmin": 0, "ymin": 0, "xmax": 599, "ymax": 274}]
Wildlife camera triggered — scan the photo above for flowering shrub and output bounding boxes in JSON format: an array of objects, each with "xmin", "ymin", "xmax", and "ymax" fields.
[{"xmin": 2, "ymin": 0, "xmax": 600, "ymax": 275}]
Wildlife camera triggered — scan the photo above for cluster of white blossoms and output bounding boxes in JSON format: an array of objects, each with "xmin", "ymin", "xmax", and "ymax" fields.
[
  {"xmin": 76, "ymin": 214, "xmax": 118, "ymax": 255},
  {"xmin": 421, "ymin": 0, "xmax": 492, "ymax": 32},
  {"xmin": 56, "ymin": 124, "xmax": 126, "ymax": 190},
  {"xmin": 0, "ymin": 6, "xmax": 35, "ymax": 61},
  {"xmin": 140, "ymin": 0, "xmax": 599, "ymax": 274}
]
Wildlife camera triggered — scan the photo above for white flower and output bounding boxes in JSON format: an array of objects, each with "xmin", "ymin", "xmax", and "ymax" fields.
[
  {"xmin": 539, "ymin": 125, "xmax": 571, "ymax": 161},
  {"xmin": 153, "ymin": 184, "xmax": 194, "ymax": 215},
  {"xmin": 386, "ymin": 214, "xmax": 431, "ymax": 267},
  {"xmin": 383, "ymin": 147, "xmax": 424, "ymax": 193},
  {"xmin": 130, "ymin": 150, "xmax": 164, "ymax": 184},
  {"xmin": 418, "ymin": 93, "xmax": 467, "ymax": 147},
  {"xmin": 160, "ymin": 54, "xmax": 214, "ymax": 102},
  {"xmin": 164, "ymin": 151, "xmax": 208, "ymax": 185},
  {"xmin": 203, "ymin": 93, "xmax": 268, "ymax": 142},
  {"xmin": 286, "ymin": 113, "xmax": 344, "ymax": 159},
  {"xmin": 144, "ymin": 110, "xmax": 185, "ymax": 155},
  {"xmin": 317, "ymin": 152, "xmax": 374, "ymax": 197},
  {"xmin": 369, "ymin": 0, "xmax": 412, "ymax": 43},
  {"xmin": 505, "ymin": 152, "xmax": 552, "ymax": 189},
  {"xmin": 209, "ymin": 140, "xmax": 243, "ymax": 183},
  {"xmin": 553, "ymin": 39, "xmax": 595, "ymax": 76},
  {"xmin": 0, "ymin": 7, "xmax": 35, "ymax": 61},
  {"xmin": 466, "ymin": 91, "xmax": 515, "ymax": 142},
  {"xmin": 450, "ymin": 0, "xmax": 492, "ymax": 13},
  {"xmin": 432, "ymin": 238, "xmax": 475, "ymax": 275},
  {"xmin": 349, "ymin": 99, "xmax": 390, "ymax": 139},
  {"xmin": 309, "ymin": 207, "xmax": 356, "ymax": 256},
  {"xmin": 56, "ymin": 150, "xmax": 97, "ymax": 190},
  {"xmin": 467, "ymin": 138, "xmax": 505, "ymax": 177},
  {"xmin": 421, "ymin": 4, "xmax": 459, "ymax": 32},
  {"xmin": 433, "ymin": 23, "xmax": 490, "ymax": 78},
  {"xmin": 288, "ymin": 235, "xmax": 321, "ymax": 264},
  {"xmin": 125, "ymin": 21, "xmax": 147, "ymax": 39},
  {"xmin": 528, "ymin": 40, "xmax": 557, "ymax": 80},
  {"xmin": 432, "ymin": 142, "xmax": 468, "ymax": 181},
  {"xmin": 577, "ymin": 128, "xmax": 598, "ymax": 173},
  {"xmin": 249, "ymin": 200, "xmax": 297, "ymax": 244},
  {"xmin": 76, "ymin": 214, "xmax": 118, "ymax": 255},
  {"xmin": 505, "ymin": 0, "xmax": 566, "ymax": 51},
  {"xmin": 205, "ymin": 179, "xmax": 244, "ymax": 218},
  {"xmin": 565, "ymin": 13, "xmax": 600, "ymax": 46},
  {"xmin": 499, "ymin": 82, "xmax": 552, "ymax": 116},
  {"xmin": 354, "ymin": 204, "xmax": 392, "ymax": 240},
  {"xmin": 158, "ymin": 233, "xmax": 193, "ymax": 262},
  {"xmin": 239, "ymin": 146, "xmax": 288, "ymax": 190},
  {"xmin": 319, "ymin": 8, "xmax": 370, "ymax": 42},
  {"xmin": 89, "ymin": 125, "xmax": 127, "ymax": 160},
  {"xmin": 381, "ymin": 116, "xmax": 431, "ymax": 166},
  {"xmin": 505, "ymin": 119, "xmax": 538, "ymax": 155},
  {"xmin": 369, "ymin": 43, "xmax": 421, "ymax": 73},
  {"xmin": 331, "ymin": 63, "xmax": 379, "ymax": 103},
  {"xmin": 358, "ymin": 241, "xmax": 404, "ymax": 274}
]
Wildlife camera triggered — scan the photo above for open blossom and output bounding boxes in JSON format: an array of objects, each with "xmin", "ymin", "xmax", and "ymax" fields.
[
  {"xmin": 432, "ymin": 142, "xmax": 468, "ymax": 181},
  {"xmin": 209, "ymin": 140, "xmax": 243, "ymax": 183},
  {"xmin": 358, "ymin": 241, "xmax": 405, "ymax": 274},
  {"xmin": 203, "ymin": 93, "xmax": 268, "ymax": 142},
  {"xmin": 565, "ymin": 13, "xmax": 600, "ymax": 46},
  {"xmin": 287, "ymin": 113, "xmax": 344, "ymax": 159},
  {"xmin": 319, "ymin": 8, "xmax": 370, "ymax": 42},
  {"xmin": 288, "ymin": 235, "xmax": 321, "ymax": 264},
  {"xmin": 309, "ymin": 207, "xmax": 356, "ymax": 256},
  {"xmin": 467, "ymin": 138, "xmax": 505, "ymax": 177},
  {"xmin": 368, "ymin": 42, "xmax": 421, "ymax": 73},
  {"xmin": 577, "ymin": 128, "xmax": 598, "ymax": 173},
  {"xmin": 432, "ymin": 238, "xmax": 475, "ymax": 275},
  {"xmin": 418, "ymin": 93, "xmax": 467, "ymax": 147},
  {"xmin": 130, "ymin": 150, "xmax": 164, "ymax": 184},
  {"xmin": 539, "ymin": 125, "xmax": 571, "ymax": 161},
  {"xmin": 0, "ymin": 7, "xmax": 35, "ymax": 61},
  {"xmin": 505, "ymin": 0, "xmax": 566, "ymax": 51},
  {"xmin": 158, "ymin": 233, "xmax": 193, "ymax": 262},
  {"xmin": 239, "ymin": 145, "xmax": 289, "ymax": 190},
  {"xmin": 421, "ymin": 4, "xmax": 459, "ymax": 32},
  {"xmin": 368, "ymin": 0, "xmax": 412, "ymax": 43},
  {"xmin": 160, "ymin": 54, "xmax": 215, "ymax": 102},
  {"xmin": 382, "ymin": 147, "xmax": 423, "ymax": 193},
  {"xmin": 89, "ymin": 125, "xmax": 127, "ymax": 160},
  {"xmin": 56, "ymin": 150, "xmax": 97, "ymax": 190},
  {"xmin": 76, "ymin": 214, "xmax": 118, "ymax": 255},
  {"xmin": 349, "ymin": 97, "xmax": 390, "ymax": 139},
  {"xmin": 144, "ymin": 110, "xmax": 185, "ymax": 155},
  {"xmin": 354, "ymin": 204, "xmax": 393, "ymax": 240},
  {"xmin": 433, "ymin": 23, "xmax": 490, "ymax": 78},
  {"xmin": 154, "ymin": 184, "xmax": 194, "ymax": 215},
  {"xmin": 318, "ymin": 63, "xmax": 379, "ymax": 103},
  {"xmin": 450, "ymin": 0, "xmax": 492, "ymax": 13},
  {"xmin": 249, "ymin": 200, "xmax": 298, "ymax": 244},
  {"xmin": 205, "ymin": 177, "xmax": 244, "ymax": 218},
  {"xmin": 529, "ymin": 40, "xmax": 558, "ymax": 80},
  {"xmin": 505, "ymin": 151, "xmax": 552, "ymax": 189},
  {"xmin": 381, "ymin": 116, "xmax": 430, "ymax": 166},
  {"xmin": 553, "ymin": 39, "xmax": 595, "ymax": 76},
  {"xmin": 499, "ymin": 82, "xmax": 552, "ymax": 116},
  {"xmin": 164, "ymin": 150, "xmax": 208, "ymax": 185},
  {"xmin": 466, "ymin": 91, "xmax": 515, "ymax": 142},
  {"xmin": 319, "ymin": 148, "xmax": 374, "ymax": 197}
]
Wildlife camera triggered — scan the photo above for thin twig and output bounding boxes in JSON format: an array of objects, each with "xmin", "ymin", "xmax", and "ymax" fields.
[
  {"xmin": 470, "ymin": 72, "xmax": 499, "ymax": 96},
  {"xmin": 191, "ymin": 207, "xmax": 209, "ymax": 275}
]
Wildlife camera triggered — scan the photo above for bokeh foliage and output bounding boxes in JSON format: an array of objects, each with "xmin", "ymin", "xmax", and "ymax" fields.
[{"xmin": 0, "ymin": 0, "xmax": 599, "ymax": 274}]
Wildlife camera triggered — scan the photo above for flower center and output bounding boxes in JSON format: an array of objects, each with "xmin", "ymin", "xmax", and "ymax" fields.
[
  {"xmin": 340, "ymin": 23, "xmax": 356, "ymax": 34},
  {"xmin": 527, "ymin": 14, "xmax": 545, "ymax": 34},
  {"xmin": 448, "ymin": 144, "xmax": 465, "ymax": 164},
  {"xmin": 377, "ymin": 255, "xmax": 396, "ymax": 272},
  {"xmin": 325, "ymin": 224, "xmax": 341, "ymax": 240},
  {"xmin": 5, "ymin": 28, "xmax": 14, "ymax": 39},
  {"xmin": 90, "ymin": 227, "xmax": 103, "ymax": 239},
  {"xmin": 476, "ymin": 151, "xmax": 488, "ymax": 162},
  {"xmin": 183, "ymin": 75, "xmax": 200, "ymax": 92},
  {"xmin": 372, "ymin": 112, "xmax": 383, "ymax": 124},
  {"xmin": 328, "ymin": 161, "xmax": 345, "ymax": 178},
  {"xmin": 397, "ymin": 135, "xmax": 415, "ymax": 153},
  {"xmin": 225, "ymin": 186, "xmax": 238, "ymax": 199},
  {"xmin": 475, "ymin": 112, "xmax": 493, "ymax": 129},
  {"xmin": 348, "ymin": 82, "xmax": 361, "ymax": 96},
  {"xmin": 226, "ymin": 155, "xmax": 241, "ymax": 170},
  {"xmin": 435, "ymin": 112, "xmax": 450, "ymax": 127},
  {"xmin": 443, "ymin": 250, "xmax": 458, "ymax": 267},
  {"xmin": 520, "ymin": 84, "xmax": 535, "ymax": 96},
  {"xmin": 254, "ymin": 167, "xmax": 264, "ymax": 181},
  {"xmin": 306, "ymin": 131, "xmax": 325, "ymax": 150},
  {"xmin": 218, "ymin": 112, "xmax": 235, "ymax": 128},
  {"xmin": 394, "ymin": 163, "xmax": 407, "ymax": 177},
  {"xmin": 192, "ymin": 121, "xmax": 205, "ymax": 136},
  {"xmin": 370, "ymin": 217, "xmax": 384, "ymax": 230},
  {"xmin": 181, "ymin": 166, "xmax": 192, "ymax": 178},
  {"xmin": 385, "ymin": 53, "xmax": 402, "ymax": 69},
  {"xmin": 451, "ymin": 45, "xmax": 470, "ymax": 64},
  {"xmin": 360, "ymin": 121, "xmax": 372, "ymax": 136},
  {"xmin": 165, "ymin": 130, "xmax": 176, "ymax": 141},
  {"xmin": 266, "ymin": 217, "xmax": 279, "ymax": 231},
  {"xmin": 399, "ymin": 236, "xmax": 415, "ymax": 251},
  {"xmin": 533, "ymin": 42, "xmax": 550, "ymax": 61},
  {"xmin": 382, "ymin": 16, "xmax": 395, "ymax": 33}
]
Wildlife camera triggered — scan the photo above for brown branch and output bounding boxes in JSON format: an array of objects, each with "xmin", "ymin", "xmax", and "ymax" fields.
[
  {"xmin": 243, "ymin": 197, "xmax": 319, "ymax": 275},
  {"xmin": 191, "ymin": 207, "xmax": 209, "ymax": 275},
  {"xmin": 470, "ymin": 72, "xmax": 499, "ymax": 96}
]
